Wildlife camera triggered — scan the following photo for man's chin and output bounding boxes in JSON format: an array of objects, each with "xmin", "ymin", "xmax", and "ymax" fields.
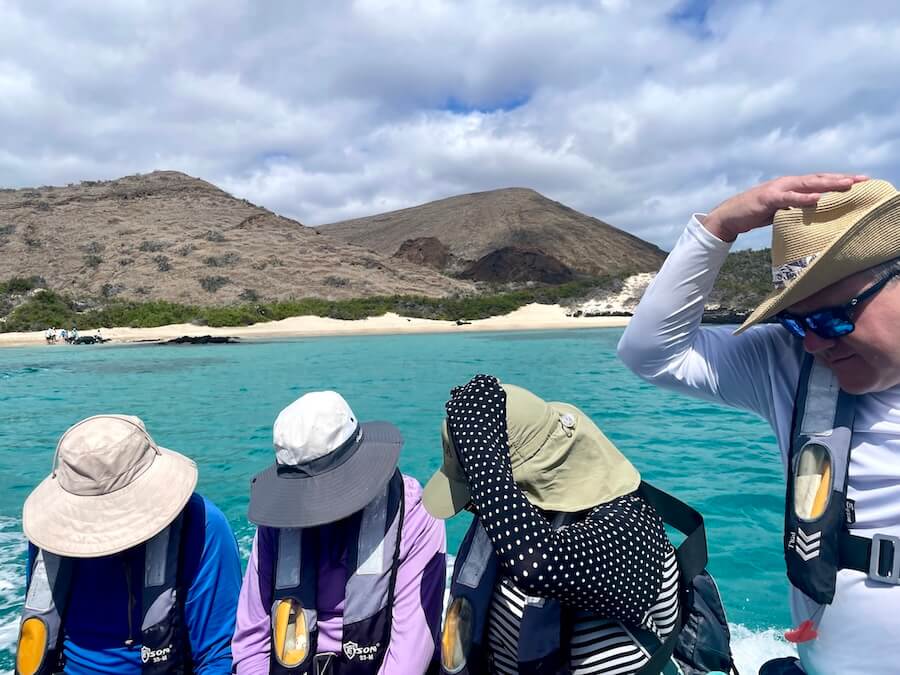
[
  {"xmin": 833, "ymin": 369, "xmax": 882, "ymax": 395},
  {"xmin": 837, "ymin": 379, "xmax": 876, "ymax": 395},
  {"xmin": 827, "ymin": 358, "xmax": 877, "ymax": 394}
]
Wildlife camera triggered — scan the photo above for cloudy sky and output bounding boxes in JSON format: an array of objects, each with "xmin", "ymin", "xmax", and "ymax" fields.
[{"xmin": 2, "ymin": 0, "xmax": 899, "ymax": 250}]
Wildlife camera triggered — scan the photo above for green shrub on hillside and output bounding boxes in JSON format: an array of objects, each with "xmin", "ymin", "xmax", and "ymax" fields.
[
  {"xmin": 0, "ymin": 277, "xmax": 609, "ymax": 333},
  {"xmin": 203, "ymin": 252, "xmax": 240, "ymax": 267},
  {"xmin": 711, "ymin": 248, "xmax": 771, "ymax": 307},
  {"xmin": 83, "ymin": 254, "xmax": 103, "ymax": 269},
  {"xmin": 3, "ymin": 291, "xmax": 77, "ymax": 331},
  {"xmin": 85, "ymin": 301, "xmax": 198, "ymax": 328},
  {"xmin": 199, "ymin": 276, "xmax": 230, "ymax": 293},
  {"xmin": 139, "ymin": 240, "xmax": 167, "ymax": 252},
  {"xmin": 0, "ymin": 276, "xmax": 46, "ymax": 295}
]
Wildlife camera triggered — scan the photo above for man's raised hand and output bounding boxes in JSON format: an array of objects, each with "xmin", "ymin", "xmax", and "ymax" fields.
[{"xmin": 702, "ymin": 173, "xmax": 868, "ymax": 242}]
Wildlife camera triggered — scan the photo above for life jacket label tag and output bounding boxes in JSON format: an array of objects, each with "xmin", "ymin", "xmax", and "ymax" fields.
[
  {"xmin": 343, "ymin": 640, "xmax": 381, "ymax": 661},
  {"xmin": 141, "ymin": 644, "xmax": 173, "ymax": 664},
  {"xmin": 845, "ymin": 499, "xmax": 856, "ymax": 525}
]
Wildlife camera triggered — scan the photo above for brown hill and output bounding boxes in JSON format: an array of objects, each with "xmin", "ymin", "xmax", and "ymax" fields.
[
  {"xmin": 318, "ymin": 188, "xmax": 667, "ymax": 283},
  {"xmin": 0, "ymin": 171, "xmax": 472, "ymax": 304}
]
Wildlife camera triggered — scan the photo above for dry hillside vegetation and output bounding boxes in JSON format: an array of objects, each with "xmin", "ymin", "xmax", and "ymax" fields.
[
  {"xmin": 0, "ymin": 171, "xmax": 472, "ymax": 304},
  {"xmin": 319, "ymin": 188, "xmax": 667, "ymax": 283}
]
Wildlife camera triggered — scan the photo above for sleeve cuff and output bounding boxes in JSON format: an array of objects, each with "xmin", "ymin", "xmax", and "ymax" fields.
[{"xmin": 687, "ymin": 214, "xmax": 735, "ymax": 251}]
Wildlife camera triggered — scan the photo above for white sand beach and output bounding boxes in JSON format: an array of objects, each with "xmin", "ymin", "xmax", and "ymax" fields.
[{"xmin": 0, "ymin": 303, "xmax": 629, "ymax": 348}]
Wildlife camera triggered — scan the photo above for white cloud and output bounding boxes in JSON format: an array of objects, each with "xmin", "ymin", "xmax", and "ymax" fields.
[{"xmin": 1, "ymin": 0, "xmax": 898, "ymax": 250}]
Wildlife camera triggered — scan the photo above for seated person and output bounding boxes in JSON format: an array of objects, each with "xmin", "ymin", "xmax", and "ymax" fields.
[
  {"xmin": 232, "ymin": 390, "xmax": 447, "ymax": 674},
  {"xmin": 17, "ymin": 414, "xmax": 242, "ymax": 674},
  {"xmin": 425, "ymin": 376, "xmax": 682, "ymax": 675}
]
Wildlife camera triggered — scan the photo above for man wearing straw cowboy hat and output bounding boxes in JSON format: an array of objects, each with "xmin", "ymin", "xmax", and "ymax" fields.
[
  {"xmin": 231, "ymin": 391, "xmax": 446, "ymax": 675},
  {"xmin": 16, "ymin": 414, "xmax": 243, "ymax": 674},
  {"xmin": 618, "ymin": 173, "xmax": 900, "ymax": 674}
]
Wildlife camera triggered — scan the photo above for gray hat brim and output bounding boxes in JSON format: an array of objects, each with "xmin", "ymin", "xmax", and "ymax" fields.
[{"xmin": 248, "ymin": 421, "xmax": 402, "ymax": 528}]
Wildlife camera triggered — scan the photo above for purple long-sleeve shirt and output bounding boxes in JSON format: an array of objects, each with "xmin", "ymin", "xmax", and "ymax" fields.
[{"xmin": 232, "ymin": 474, "xmax": 446, "ymax": 675}]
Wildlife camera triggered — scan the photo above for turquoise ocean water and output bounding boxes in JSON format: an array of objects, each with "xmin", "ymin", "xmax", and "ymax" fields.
[{"xmin": 0, "ymin": 329, "xmax": 796, "ymax": 672}]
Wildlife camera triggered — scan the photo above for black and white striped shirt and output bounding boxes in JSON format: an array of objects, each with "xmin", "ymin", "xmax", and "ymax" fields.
[{"xmin": 488, "ymin": 548, "xmax": 681, "ymax": 675}]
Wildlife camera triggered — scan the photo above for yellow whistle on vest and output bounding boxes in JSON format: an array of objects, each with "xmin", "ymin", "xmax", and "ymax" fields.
[
  {"xmin": 16, "ymin": 617, "xmax": 48, "ymax": 675},
  {"xmin": 273, "ymin": 599, "xmax": 308, "ymax": 667}
]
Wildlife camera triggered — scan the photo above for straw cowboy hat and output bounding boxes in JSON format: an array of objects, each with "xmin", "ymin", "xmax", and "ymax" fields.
[
  {"xmin": 23, "ymin": 415, "xmax": 198, "ymax": 558},
  {"xmin": 248, "ymin": 391, "xmax": 403, "ymax": 528},
  {"xmin": 423, "ymin": 383, "xmax": 640, "ymax": 519},
  {"xmin": 737, "ymin": 178, "xmax": 900, "ymax": 333}
]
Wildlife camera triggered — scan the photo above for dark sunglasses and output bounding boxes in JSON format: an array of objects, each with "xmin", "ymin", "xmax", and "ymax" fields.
[{"xmin": 776, "ymin": 270, "xmax": 899, "ymax": 339}]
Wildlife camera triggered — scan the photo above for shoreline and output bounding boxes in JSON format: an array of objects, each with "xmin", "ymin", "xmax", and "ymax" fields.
[{"xmin": 0, "ymin": 303, "xmax": 630, "ymax": 348}]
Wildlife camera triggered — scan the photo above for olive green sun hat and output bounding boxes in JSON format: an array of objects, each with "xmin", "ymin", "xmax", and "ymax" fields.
[{"xmin": 423, "ymin": 383, "xmax": 641, "ymax": 519}]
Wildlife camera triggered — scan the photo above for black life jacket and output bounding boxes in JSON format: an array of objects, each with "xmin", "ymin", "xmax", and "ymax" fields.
[
  {"xmin": 268, "ymin": 470, "xmax": 404, "ymax": 675},
  {"xmin": 16, "ymin": 511, "xmax": 191, "ymax": 675},
  {"xmin": 441, "ymin": 482, "xmax": 738, "ymax": 675},
  {"xmin": 442, "ymin": 512, "xmax": 575, "ymax": 674},
  {"xmin": 784, "ymin": 354, "xmax": 900, "ymax": 606}
]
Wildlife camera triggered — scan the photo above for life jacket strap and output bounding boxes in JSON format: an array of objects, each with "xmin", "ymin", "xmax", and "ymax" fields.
[
  {"xmin": 634, "ymin": 481, "xmax": 711, "ymax": 675},
  {"xmin": 314, "ymin": 652, "xmax": 336, "ymax": 675},
  {"xmin": 638, "ymin": 482, "xmax": 707, "ymax": 579},
  {"xmin": 840, "ymin": 532, "xmax": 900, "ymax": 585}
]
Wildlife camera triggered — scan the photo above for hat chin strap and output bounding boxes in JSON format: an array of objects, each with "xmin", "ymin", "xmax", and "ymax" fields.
[{"xmin": 276, "ymin": 425, "xmax": 362, "ymax": 478}]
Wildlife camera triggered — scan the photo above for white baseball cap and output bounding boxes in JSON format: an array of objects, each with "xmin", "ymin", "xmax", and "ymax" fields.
[{"xmin": 249, "ymin": 391, "xmax": 403, "ymax": 528}]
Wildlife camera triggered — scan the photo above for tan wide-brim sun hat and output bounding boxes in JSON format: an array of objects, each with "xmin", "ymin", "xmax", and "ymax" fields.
[
  {"xmin": 737, "ymin": 179, "xmax": 900, "ymax": 333},
  {"xmin": 423, "ymin": 383, "xmax": 641, "ymax": 519},
  {"xmin": 23, "ymin": 415, "xmax": 198, "ymax": 558}
]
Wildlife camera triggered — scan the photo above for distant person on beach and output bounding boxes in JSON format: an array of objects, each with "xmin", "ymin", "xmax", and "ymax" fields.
[
  {"xmin": 232, "ymin": 391, "xmax": 447, "ymax": 674},
  {"xmin": 424, "ymin": 375, "xmax": 735, "ymax": 675},
  {"xmin": 618, "ymin": 174, "xmax": 900, "ymax": 675},
  {"xmin": 44, "ymin": 327, "xmax": 54, "ymax": 343},
  {"xmin": 16, "ymin": 415, "xmax": 242, "ymax": 674}
]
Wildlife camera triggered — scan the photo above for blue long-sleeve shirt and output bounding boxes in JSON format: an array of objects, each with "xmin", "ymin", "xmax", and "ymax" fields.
[{"xmin": 26, "ymin": 493, "xmax": 241, "ymax": 674}]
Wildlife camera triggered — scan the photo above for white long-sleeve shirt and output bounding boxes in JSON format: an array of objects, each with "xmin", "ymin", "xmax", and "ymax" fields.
[{"xmin": 617, "ymin": 216, "xmax": 900, "ymax": 675}]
